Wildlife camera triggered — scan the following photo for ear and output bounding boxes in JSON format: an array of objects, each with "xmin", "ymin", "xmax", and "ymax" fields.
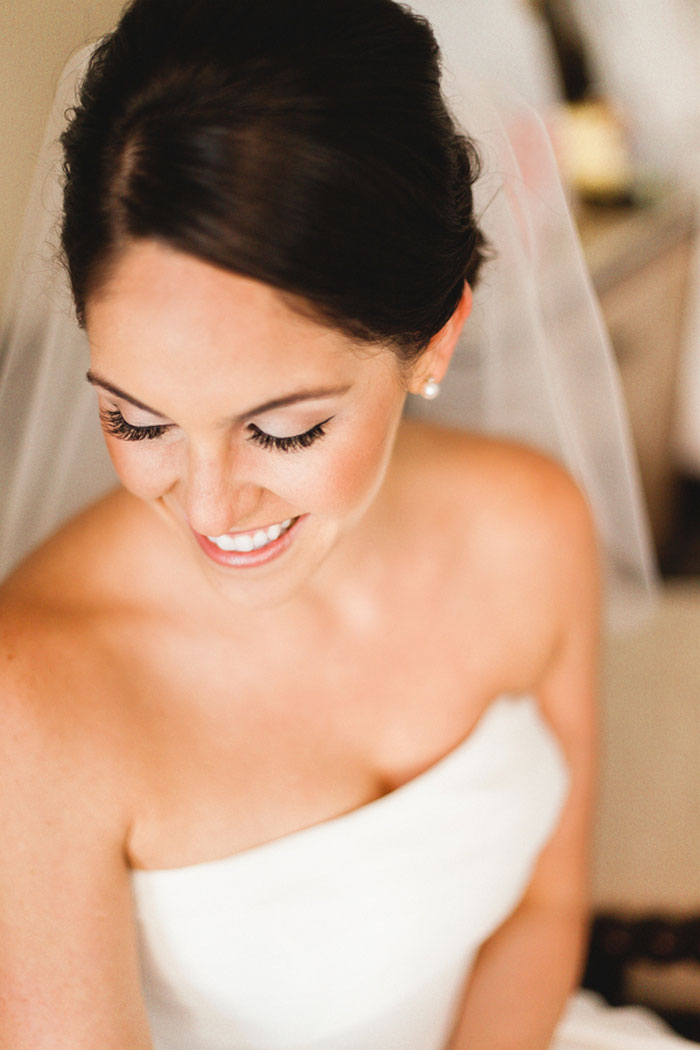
[{"xmin": 407, "ymin": 283, "xmax": 472, "ymax": 395}]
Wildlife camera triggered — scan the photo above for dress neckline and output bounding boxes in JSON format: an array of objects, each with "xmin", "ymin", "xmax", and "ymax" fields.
[{"xmin": 131, "ymin": 692, "xmax": 538, "ymax": 879}]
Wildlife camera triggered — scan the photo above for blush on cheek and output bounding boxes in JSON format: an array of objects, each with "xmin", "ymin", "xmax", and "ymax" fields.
[
  {"xmin": 105, "ymin": 440, "xmax": 176, "ymax": 503},
  {"xmin": 315, "ymin": 410, "xmax": 400, "ymax": 517}
]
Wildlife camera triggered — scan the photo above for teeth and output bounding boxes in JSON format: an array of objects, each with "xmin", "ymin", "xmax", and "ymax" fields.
[
  {"xmin": 207, "ymin": 518, "xmax": 295, "ymax": 552},
  {"xmin": 252, "ymin": 530, "xmax": 268, "ymax": 550}
]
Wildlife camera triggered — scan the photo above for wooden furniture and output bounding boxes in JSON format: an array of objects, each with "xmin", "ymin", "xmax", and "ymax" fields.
[
  {"xmin": 583, "ymin": 913, "xmax": 700, "ymax": 1042},
  {"xmin": 577, "ymin": 201, "xmax": 700, "ymax": 1032},
  {"xmin": 577, "ymin": 194, "xmax": 697, "ymax": 550}
]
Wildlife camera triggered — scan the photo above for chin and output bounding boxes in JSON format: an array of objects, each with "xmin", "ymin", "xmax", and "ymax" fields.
[
  {"xmin": 205, "ymin": 573, "xmax": 309, "ymax": 611},
  {"xmin": 193, "ymin": 521, "xmax": 341, "ymax": 612},
  {"xmin": 196, "ymin": 556, "xmax": 324, "ymax": 611}
]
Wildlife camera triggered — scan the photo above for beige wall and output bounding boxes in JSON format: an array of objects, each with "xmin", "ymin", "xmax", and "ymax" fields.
[{"xmin": 0, "ymin": 0, "xmax": 125, "ymax": 311}]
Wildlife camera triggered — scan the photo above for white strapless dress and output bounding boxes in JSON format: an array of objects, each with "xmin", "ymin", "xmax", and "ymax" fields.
[{"xmin": 132, "ymin": 694, "xmax": 695, "ymax": 1049}]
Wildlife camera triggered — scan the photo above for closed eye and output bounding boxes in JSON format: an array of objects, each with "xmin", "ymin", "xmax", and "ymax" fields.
[
  {"xmin": 246, "ymin": 417, "xmax": 333, "ymax": 453},
  {"xmin": 100, "ymin": 407, "xmax": 171, "ymax": 441},
  {"xmin": 100, "ymin": 407, "xmax": 333, "ymax": 451}
]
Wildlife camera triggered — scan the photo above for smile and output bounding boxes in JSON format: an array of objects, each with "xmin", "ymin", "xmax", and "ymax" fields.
[
  {"xmin": 192, "ymin": 515, "xmax": 304, "ymax": 569},
  {"xmin": 207, "ymin": 518, "xmax": 295, "ymax": 552}
]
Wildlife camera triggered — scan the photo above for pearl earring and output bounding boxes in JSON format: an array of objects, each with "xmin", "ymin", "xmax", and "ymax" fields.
[{"xmin": 420, "ymin": 376, "xmax": 440, "ymax": 400}]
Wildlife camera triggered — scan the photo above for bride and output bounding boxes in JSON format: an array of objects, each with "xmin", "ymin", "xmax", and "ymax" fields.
[{"xmin": 0, "ymin": 1, "xmax": 687, "ymax": 1048}]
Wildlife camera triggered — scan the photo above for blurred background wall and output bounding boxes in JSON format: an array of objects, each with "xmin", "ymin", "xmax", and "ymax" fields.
[{"xmin": 0, "ymin": 0, "xmax": 125, "ymax": 306}]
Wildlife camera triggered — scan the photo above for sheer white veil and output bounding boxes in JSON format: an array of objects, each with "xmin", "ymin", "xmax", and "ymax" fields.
[
  {"xmin": 406, "ymin": 74, "xmax": 656, "ymax": 628},
  {"xmin": 0, "ymin": 30, "xmax": 656, "ymax": 628},
  {"xmin": 0, "ymin": 48, "xmax": 116, "ymax": 580}
]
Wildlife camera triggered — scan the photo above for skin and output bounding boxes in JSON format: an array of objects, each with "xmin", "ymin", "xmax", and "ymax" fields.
[{"xmin": 0, "ymin": 241, "xmax": 599, "ymax": 1049}]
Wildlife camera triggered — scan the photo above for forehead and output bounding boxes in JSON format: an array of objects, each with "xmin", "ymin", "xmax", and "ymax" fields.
[
  {"xmin": 87, "ymin": 241, "xmax": 340, "ymax": 358},
  {"xmin": 85, "ymin": 241, "xmax": 394, "ymax": 415}
]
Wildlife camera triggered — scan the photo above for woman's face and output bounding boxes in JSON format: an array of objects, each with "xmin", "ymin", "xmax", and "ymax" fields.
[{"xmin": 85, "ymin": 240, "xmax": 413, "ymax": 609}]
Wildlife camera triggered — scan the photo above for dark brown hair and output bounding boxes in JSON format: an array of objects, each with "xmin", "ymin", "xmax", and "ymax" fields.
[{"xmin": 61, "ymin": 0, "xmax": 486, "ymax": 361}]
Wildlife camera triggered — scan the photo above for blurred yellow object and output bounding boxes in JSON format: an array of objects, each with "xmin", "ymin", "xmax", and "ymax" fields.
[{"xmin": 558, "ymin": 98, "xmax": 635, "ymax": 203}]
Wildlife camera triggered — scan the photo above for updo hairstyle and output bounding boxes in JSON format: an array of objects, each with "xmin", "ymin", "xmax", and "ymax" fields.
[{"xmin": 61, "ymin": 0, "xmax": 487, "ymax": 363}]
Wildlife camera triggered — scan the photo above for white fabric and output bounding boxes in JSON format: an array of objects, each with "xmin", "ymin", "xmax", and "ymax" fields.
[
  {"xmin": 132, "ymin": 694, "xmax": 568, "ymax": 1050},
  {"xmin": 131, "ymin": 694, "xmax": 694, "ymax": 1049}
]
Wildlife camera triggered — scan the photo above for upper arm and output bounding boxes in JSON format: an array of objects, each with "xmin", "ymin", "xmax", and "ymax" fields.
[
  {"xmin": 446, "ymin": 437, "xmax": 601, "ymax": 918},
  {"xmin": 0, "ymin": 618, "xmax": 153, "ymax": 1049},
  {"xmin": 519, "ymin": 465, "xmax": 601, "ymax": 915}
]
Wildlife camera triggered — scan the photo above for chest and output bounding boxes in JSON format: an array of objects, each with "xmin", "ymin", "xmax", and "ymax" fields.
[{"xmin": 122, "ymin": 579, "xmax": 543, "ymax": 870}]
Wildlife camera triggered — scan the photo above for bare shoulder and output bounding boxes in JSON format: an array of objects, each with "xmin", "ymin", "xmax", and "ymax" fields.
[
  {"xmin": 0, "ymin": 588, "xmax": 132, "ymax": 870},
  {"xmin": 1, "ymin": 485, "xmax": 154, "ymax": 608},
  {"xmin": 0, "ymin": 488, "xmax": 148, "ymax": 832},
  {"xmin": 398, "ymin": 419, "xmax": 598, "ymax": 571},
  {"xmin": 395, "ymin": 420, "xmax": 600, "ymax": 677},
  {"xmin": 0, "ymin": 507, "xmax": 133, "ymax": 834}
]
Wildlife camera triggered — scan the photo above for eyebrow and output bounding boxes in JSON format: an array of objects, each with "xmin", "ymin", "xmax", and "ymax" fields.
[{"xmin": 85, "ymin": 370, "xmax": 350, "ymax": 421}]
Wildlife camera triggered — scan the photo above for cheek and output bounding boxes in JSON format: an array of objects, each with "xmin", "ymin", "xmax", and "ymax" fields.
[
  {"xmin": 104, "ymin": 438, "xmax": 177, "ymax": 502},
  {"xmin": 102, "ymin": 381, "xmax": 404, "ymax": 514},
  {"xmin": 296, "ymin": 400, "xmax": 402, "ymax": 516}
]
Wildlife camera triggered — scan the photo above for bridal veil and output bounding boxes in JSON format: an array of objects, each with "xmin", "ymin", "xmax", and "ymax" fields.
[{"xmin": 0, "ymin": 24, "xmax": 657, "ymax": 627}]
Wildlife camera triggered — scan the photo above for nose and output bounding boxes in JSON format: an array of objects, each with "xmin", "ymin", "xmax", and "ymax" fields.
[{"xmin": 178, "ymin": 441, "xmax": 263, "ymax": 537}]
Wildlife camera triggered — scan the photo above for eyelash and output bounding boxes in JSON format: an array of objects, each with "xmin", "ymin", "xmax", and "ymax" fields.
[
  {"xmin": 247, "ymin": 420, "xmax": 330, "ymax": 453},
  {"xmin": 100, "ymin": 408, "xmax": 169, "ymax": 442},
  {"xmin": 100, "ymin": 408, "xmax": 331, "ymax": 453}
]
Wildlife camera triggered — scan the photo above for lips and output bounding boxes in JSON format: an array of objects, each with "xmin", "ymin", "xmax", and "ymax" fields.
[{"xmin": 192, "ymin": 515, "xmax": 303, "ymax": 568}]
